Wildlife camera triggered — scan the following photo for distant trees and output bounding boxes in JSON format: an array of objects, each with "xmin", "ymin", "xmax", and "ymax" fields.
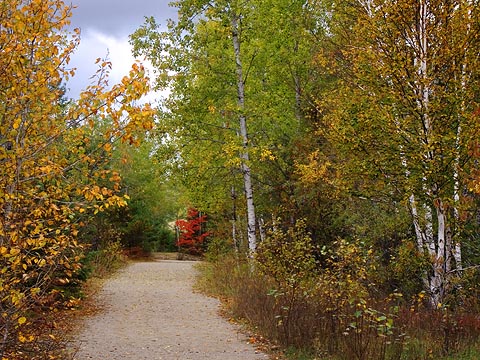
[{"xmin": 175, "ymin": 208, "xmax": 210, "ymax": 255}]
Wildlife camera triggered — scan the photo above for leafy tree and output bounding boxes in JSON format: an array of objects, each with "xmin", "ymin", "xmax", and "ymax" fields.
[
  {"xmin": 314, "ymin": 0, "xmax": 480, "ymax": 305},
  {"xmin": 112, "ymin": 138, "xmax": 178, "ymax": 252},
  {"xmin": 0, "ymin": 0, "xmax": 153, "ymax": 356},
  {"xmin": 130, "ymin": 0, "xmax": 323, "ymax": 253},
  {"xmin": 176, "ymin": 208, "xmax": 210, "ymax": 255}
]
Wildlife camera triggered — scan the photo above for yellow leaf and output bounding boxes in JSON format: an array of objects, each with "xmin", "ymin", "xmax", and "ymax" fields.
[
  {"xmin": 18, "ymin": 317, "xmax": 26, "ymax": 325},
  {"xmin": 10, "ymin": 248, "xmax": 20, "ymax": 256}
]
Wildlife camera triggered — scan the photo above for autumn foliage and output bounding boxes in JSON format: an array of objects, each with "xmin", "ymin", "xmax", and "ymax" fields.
[
  {"xmin": 175, "ymin": 208, "xmax": 209, "ymax": 255},
  {"xmin": 0, "ymin": 0, "xmax": 153, "ymax": 357}
]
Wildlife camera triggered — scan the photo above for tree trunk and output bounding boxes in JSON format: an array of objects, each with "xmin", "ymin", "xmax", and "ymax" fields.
[
  {"xmin": 414, "ymin": 0, "xmax": 448, "ymax": 306},
  {"xmin": 231, "ymin": 184, "xmax": 238, "ymax": 252},
  {"xmin": 231, "ymin": 13, "xmax": 257, "ymax": 253}
]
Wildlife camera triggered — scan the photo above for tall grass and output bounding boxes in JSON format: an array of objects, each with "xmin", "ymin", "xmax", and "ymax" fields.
[
  {"xmin": 77, "ymin": 241, "xmax": 127, "ymax": 280},
  {"xmin": 196, "ymin": 254, "xmax": 480, "ymax": 360}
]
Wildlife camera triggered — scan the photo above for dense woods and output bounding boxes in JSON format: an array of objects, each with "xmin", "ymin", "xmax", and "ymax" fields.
[{"xmin": 2, "ymin": 0, "xmax": 480, "ymax": 358}]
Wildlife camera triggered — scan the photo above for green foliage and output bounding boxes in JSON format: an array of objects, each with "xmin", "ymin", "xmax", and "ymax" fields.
[
  {"xmin": 79, "ymin": 241, "xmax": 126, "ymax": 279},
  {"xmin": 92, "ymin": 138, "xmax": 179, "ymax": 253},
  {"xmin": 256, "ymin": 219, "xmax": 317, "ymax": 288},
  {"xmin": 204, "ymin": 236, "xmax": 234, "ymax": 262},
  {"xmin": 255, "ymin": 220, "xmax": 319, "ymax": 345},
  {"xmin": 130, "ymin": 0, "xmax": 324, "ymax": 243},
  {"xmin": 389, "ymin": 240, "xmax": 430, "ymax": 298}
]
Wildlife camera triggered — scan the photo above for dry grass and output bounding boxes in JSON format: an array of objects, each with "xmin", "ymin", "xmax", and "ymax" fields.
[{"xmin": 196, "ymin": 254, "xmax": 480, "ymax": 360}]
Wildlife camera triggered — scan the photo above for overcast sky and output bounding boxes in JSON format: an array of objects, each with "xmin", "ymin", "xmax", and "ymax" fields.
[{"xmin": 66, "ymin": 0, "xmax": 177, "ymax": 102}]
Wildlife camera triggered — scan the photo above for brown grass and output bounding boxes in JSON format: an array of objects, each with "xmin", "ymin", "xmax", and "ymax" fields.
[{"xmin": 196, "ymin": 255, "xmax": 480, "ymax": 360}]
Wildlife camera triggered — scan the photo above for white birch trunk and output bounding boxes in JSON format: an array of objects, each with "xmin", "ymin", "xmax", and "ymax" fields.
[
  {"xmin": 258, "ymin": 217, "xmax": 266, "ymax": 243},
  {"xmin": 452, "ymin": 124, "xmax": 462, "ymax": 270},
  {"xmin": 409, "ymin": 196, "xmax": 424, "ymax": 250},
  {"xmin": 451, "ymin": 2, "xmax": 471, "ymax": 271},
  {"xmin": 416, "ymin": 0, "xmax": 446, "ymax": 306},
  {"xmin": 231, "ymin": 184, "xmax": 238, "ymax": 252},
  {"xmin": 231, "ymin": 14, "xmax": 257, "ymax": 253},
  {"xmin": 431, "ymin": 200, "xmax": 447, "ymax": 304}
]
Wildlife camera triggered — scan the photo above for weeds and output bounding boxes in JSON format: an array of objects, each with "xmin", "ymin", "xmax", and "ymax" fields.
[{"xmin": 196, "ymin": 221, "xmax": 480, "ymax": 359}]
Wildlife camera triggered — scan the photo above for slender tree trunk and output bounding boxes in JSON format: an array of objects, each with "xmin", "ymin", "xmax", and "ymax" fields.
[
  {"xmin": 453, "ymin": 131, "xmax": 462, "ymax": 270},
  {"xmin": 258, "ymin": 217, "xmax": 266, "ymax": 243},
  {"xmin": 231, "ymin": 13, "xmax": 257, "ymax": 253},
  {"xmin": 451, "ymin": 2, "xmax": 471, "ymax": 271},
  {"xmin": 432, "ymin": 200, "xmax": 447, "ymax": 304},
  {"xmin": 231, "ymin": 184, "xmax": 238, "ymax": 252},
  {"xmin": 414, "ymin": 0, "xmax": 447, "ymax": 306}
]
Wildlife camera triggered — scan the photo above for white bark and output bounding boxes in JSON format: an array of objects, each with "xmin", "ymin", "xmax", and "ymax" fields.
[
  {"xmin": 452, "ymin": 124, "xmax": 462, "ymax": 270},
  {"xmin": 415, "ymin": 0, "xmax": 447, "ymax": 306},
  {"xmin": 231, "ymin": 14, "xmax": 257, "ymax": 253},
  {"xmin": 409, "ymin": 195, "xmax": 425, "ymax": 250},
  {"xmin": 231, "ymin": 185, "xmax": 238, "ymax": 252},
  {"xmin": 258, "ymin": 217, "xmax": 266, "ymax": 243},
  {"xmin": 431, "ymin": 200, "xmax": 447, "ymax": 303},
  {"xmin": 451, "ymin": 3, "xmax": 471, "ymax": 271},
  {"xmin": 424, "ymin": 203, "xmax": 435, "ymax": 257}
]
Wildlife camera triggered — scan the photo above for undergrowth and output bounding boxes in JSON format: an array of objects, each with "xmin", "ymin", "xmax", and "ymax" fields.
[{"xmin": 196, "ymin": 220, "xmax": 480, "ymax": 360}]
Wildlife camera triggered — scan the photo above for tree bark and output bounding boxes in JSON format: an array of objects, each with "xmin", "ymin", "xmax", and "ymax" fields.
[{"xmin": 231, "ymin": 13, "xmax": 257, "ymax": 253}]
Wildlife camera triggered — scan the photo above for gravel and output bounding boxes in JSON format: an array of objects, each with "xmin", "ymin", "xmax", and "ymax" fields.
[{"xmin": 72, "ymin": 260, "xmax": 269, "ymax": 360}]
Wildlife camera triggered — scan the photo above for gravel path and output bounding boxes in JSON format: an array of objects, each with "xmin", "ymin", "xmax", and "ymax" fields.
[{"xmin": 72, "ymin": 260, "xmax": 268, "ymax": 360}]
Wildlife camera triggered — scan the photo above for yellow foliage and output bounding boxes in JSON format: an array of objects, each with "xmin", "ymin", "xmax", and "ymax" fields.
[{"xmin": 0, "ymin": 0, "xmax": 153, "ymax": 357}]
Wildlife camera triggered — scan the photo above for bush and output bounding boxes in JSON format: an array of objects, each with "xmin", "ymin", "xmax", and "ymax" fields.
[
  {"xmin": 79, "ymin": 241, "xmax": 126, "ymax": 279},
  {"xmin": 196, "ymin": 222, "xmax": 480, "ymax": 359}
]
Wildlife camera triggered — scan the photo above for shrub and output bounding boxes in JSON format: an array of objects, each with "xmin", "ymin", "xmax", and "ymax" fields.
[
  {"xmin": 79, "ymin": 241, "xmax": 126, "ymax": 279},
  {"xmin": 196, "ymin": 226, "xmax": 480, "ymax": 359}
]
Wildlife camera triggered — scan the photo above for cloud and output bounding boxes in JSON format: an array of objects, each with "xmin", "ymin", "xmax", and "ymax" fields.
[
  {"xmin": 65, "ymin": 29, "xmax": 163, "ymax": 104},
  {"xmin": 65, "ymin": 0, "xmax": 176, "ymax": 103},
  {"xmin": 66, "ymin": 30, "xmax": 132, "ymax": 94},
  {"xmin": 69, "ymin": 0, "xmax": 177, "ymax": 36}
]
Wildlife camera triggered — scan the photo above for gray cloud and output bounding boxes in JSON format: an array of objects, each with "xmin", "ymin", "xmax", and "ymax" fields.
[
  {"xmin": 65, "ymin": 1, "xmax": 176, "ymax": 98},
  {"xmin": 69, "ymin": 0, "xmax": 177, "ymax": 36}
]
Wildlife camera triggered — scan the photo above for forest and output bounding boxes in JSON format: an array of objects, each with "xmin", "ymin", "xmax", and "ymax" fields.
[{"xmin": 2, "ymin": 0, "xmax": 480, "ymax": 359}]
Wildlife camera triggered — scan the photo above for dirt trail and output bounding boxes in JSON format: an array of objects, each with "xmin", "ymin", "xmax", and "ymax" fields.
[{"xmin": 72, "ymin": 260, "xmax": 268, "ymax": 360}]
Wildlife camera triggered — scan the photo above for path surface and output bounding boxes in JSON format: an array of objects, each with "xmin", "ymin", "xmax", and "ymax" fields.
[{"xmin": 73, "ymin": 260, "xmax": 268, "ymax": 360}]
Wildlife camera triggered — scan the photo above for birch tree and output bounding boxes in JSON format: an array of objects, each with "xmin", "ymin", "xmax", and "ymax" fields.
[
  {"xmin": 131, "ymin": 0, "xmax": 317, "ymax": 253},
  {"xmin": 318, "ymin": 0, "xmax": 480, "ymax": 305}
]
